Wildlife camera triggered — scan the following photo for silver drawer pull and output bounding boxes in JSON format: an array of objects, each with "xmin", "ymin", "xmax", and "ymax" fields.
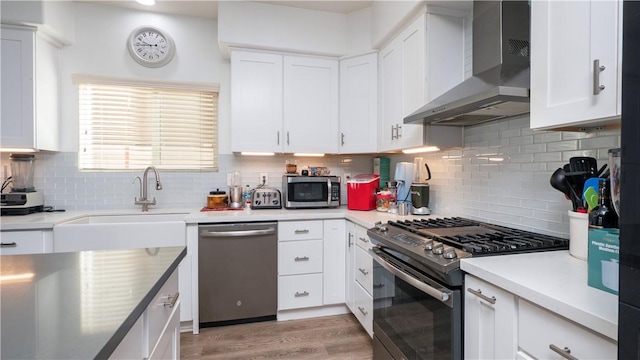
[
  {"xmin": 358, "ymin": 268, "xmax": 369, "ymax": 276},
  {"xmin": 549, "ymin": 344, "xmax": 578, "ymax": 360},
  {"xmin": 294, "ymin": 256, "xmax": 310, "ymax": 262},
  {"xmin": 593, "ymin": 59, "xmax": 606, "ymax": 95},
  {"xmin": 467, "ymin": 288, "xmax": 496, "ymax": 304},
  {"xmin": 1, "ymin": 242, "xmax": 17, "ymax": 248},
  {"xmin": 357, "ymin": 306, "xmax": 368, "ymax": 316},
  {"xmin": 163, "ymin": 292, "xmax": 179, "ymax": 308},
  {"xmin": 294, "ymin": 229, "xmax": 310, "ymax": 234},
  {"xmin": 294, "ymin": 291, "xmax": 309, "ymax": 297},
  {"xmin": 373, "ymin": 283, "xmax": 385, "ymax": 289},
  {"xmin": 358, "ymin": 237, "xmax": 369, "ymax": 243}
]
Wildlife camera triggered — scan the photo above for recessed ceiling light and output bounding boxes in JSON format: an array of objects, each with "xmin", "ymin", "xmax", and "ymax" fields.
[{"xmin": 136, "ymin": 0, "xmax": 156, "ymax": 6}]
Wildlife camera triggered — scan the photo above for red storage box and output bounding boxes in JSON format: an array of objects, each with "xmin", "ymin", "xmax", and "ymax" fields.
[{"xmin": 347, "ymin": 174, "xmax": 380, "ymax": 211}]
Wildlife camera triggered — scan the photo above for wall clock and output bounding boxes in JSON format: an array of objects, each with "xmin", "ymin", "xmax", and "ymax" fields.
[{"xmin": 127, "ymin": 26, "xmax": 175, "ymax": 68}]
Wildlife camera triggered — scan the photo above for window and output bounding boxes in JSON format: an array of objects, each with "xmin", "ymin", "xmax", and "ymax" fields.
[{"xmin": 73, "ymin": 75, "xmax": 219, "ymax": 171}]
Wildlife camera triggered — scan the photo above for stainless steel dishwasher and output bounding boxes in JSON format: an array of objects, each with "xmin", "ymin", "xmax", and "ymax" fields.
[{"xmin": 198, "ymin": 222, "xmax": 277, "ymax": 326}]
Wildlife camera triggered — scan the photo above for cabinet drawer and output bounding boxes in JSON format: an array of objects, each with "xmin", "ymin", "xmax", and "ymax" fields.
[
  {"xmin": 355, "ymin": 246, "xmax": 373, "ymax": 294},
  {"xmin": 354, "ymin": 225, "xmax": 372, "ymax": 251},
  {"xmin": 278, "ymin": 240, "xmax": 323, "ymax": 275},
  {"xmin": 278, "ymin": 273, "xmax": 323, "ymax": 310},
  {"xmin": 352, "ymin": 282, "xmax": 373, "ymax": 337},
  {"xmin": 278, "ymin": 221, "xmax": 323, "ymax": 241},
  {"xmin": 147, "ymin": 269, "xmax": 179, "ymax": 355},
  {"xmin": 0, "ymin": 230, "xmax": 47, "ymax": 255},
  {"xmin": 148, "ymin": 301, "xmax": 180, "ymax": 360},
  {"xmin": 518, "ymin": 299, "xmax": 617, "ymax": 360}
]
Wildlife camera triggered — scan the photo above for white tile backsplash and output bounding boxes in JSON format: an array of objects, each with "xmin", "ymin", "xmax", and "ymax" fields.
[{"xmin": 0, "ymin": 115, "xmax": 620, "ymax": 239}]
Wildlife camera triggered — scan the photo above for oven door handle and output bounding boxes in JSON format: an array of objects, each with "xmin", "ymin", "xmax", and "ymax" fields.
[{"xmin": 369, "ymin": 249, "xmax": 454, "ymax": 307}]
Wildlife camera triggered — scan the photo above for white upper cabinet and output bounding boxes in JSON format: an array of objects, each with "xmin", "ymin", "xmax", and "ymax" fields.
[
  {"xmin": 378, "ymin": 14, "xmax": 426, "ymax": 152},
  {"xmin": 230, "ymin": 49, "xmax": 338, "ymax": 154},
  {"xmin": 530, "ymin": 0, "xmax": 622, "ymax": 130},
  {"xmin": 230, "ymin": 50, "xmax": 283, "ymax": 153},
  {"xmin": 1, "ymin": 25, "xmax": 59, "ymax": 151},
  {"xmin": 339, "ymin": 53, "xmax": 378, "ymax": 154},
  {"xmin": 283, "ymin": 56, "xmax": 339, "ymax": 153},
  {"xmin": 378, "ymin": 10, "xmax": 466, "ymax": 152}
]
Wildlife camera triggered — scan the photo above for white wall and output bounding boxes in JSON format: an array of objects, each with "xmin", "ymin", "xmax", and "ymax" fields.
[
  {"xmin": 217, "ymin": 1, "xmax": 347, "ymax": 56},
  {"xmin": 371, "ymin": 0, "xmax": 425, "ymax": 47},
  {"xmin": 345, "ymin": 7, "xmax": 373, "ymax": 56},
  {"xmin": 1, "ymin": 0, "xmax": 75, "ymax": 44},
  {"xmin": 57, "ymin": 2, "xmax": 230, "ymax": 153}
]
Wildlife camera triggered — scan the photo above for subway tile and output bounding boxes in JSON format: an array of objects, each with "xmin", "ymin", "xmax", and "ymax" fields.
[
  {"xmin": 500, "ymin": 128, "xmax": 521, "ymax": 138},
  {"xmin": 533, "ymin": 152, "xmax": 562, "ymax": 163},
  {"xmin": 533, "ymin": 131, "xmax": 563, "ymax": 143},
  {"xmin": 561, "ymin": 149, "xmax": 597, "ymax": 161},
  {"xmin": 522, "ymin": 143, "xmax": 547, "ymax": 154},
  {"xmin": 579, "ymin": 135, "xmax": 619, "ymax": 150},
  {"xmin": 547, "ymin": 140, "xmax": 579, "ymax": 152},
  {"xmin": 509, "ymin": 135, "xmax": 534, "ymax": 146}
]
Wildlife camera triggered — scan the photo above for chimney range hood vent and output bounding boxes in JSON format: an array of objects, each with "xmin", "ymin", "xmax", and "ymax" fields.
[{"xmin": 405, "ymin": 0, "xmax": 531, "ymax": 126}]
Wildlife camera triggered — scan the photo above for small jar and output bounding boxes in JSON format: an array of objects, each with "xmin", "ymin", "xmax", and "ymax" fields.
[
  {"xmin": 376, "ymin": 191, "xmax": 392, "ymax": 212},
  {"xmin": 207, "ymin": 190, "xmax": 228, "ymax": 208}
]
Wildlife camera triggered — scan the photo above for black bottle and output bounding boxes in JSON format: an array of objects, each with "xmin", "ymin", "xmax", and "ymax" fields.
[{"xmin": 589, "ymin": 179, "xmax": 619, "ymax": 228}]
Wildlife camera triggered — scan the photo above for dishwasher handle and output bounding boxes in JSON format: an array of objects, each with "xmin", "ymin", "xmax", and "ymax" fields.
[{"xmin": 201, "ymin": 228, "xmax": 276, "ymax": 238}]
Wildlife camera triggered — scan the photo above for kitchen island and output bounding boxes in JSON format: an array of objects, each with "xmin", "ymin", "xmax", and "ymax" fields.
[{"xmin": 1, "ymin": 246, "xmax": 186, "ymax": 359}]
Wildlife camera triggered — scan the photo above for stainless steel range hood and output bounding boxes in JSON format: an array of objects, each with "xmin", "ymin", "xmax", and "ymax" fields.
[{"xmin": 405, "ymin": 0, "xmax": 530, "ymax": 126}]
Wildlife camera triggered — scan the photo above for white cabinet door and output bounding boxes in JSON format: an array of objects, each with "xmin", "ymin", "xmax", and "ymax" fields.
[
  {"xmin": 400, "ymin": 14, "xmax": 426, "ymax": 146},
  {"xmin": 378, "ymin": 39, "xmax": 403, "ymax": 152},
  {"xmin": 283, "ymin": 55, "xmax": 339, "ymax": 153},
  {"xmin": 464, "ymin": 275, "xmax": 517, "ymax": 360},
  {"xmin": 339, "ymin": 53, "xmax": 378, "ymax": 154},
  {"xmin": 230, "ymin": 50, "xmax": 283, "ymax": 153},
  {"xmin": 323, "ymin": 219, "xmax": 345, "ymax": 305},
  {"xmin": 530, "ymin": 0, "xmax": 621, "ymax": 129},
  {"xmin": 1, "ymin": 26, "xmax": 35, "ymax": 150},
  {"xmin": 345, "ymin": 221, "xmax": 356, "ymax": 312}
]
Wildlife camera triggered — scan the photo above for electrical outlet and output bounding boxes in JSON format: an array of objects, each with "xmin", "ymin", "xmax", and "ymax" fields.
[
  {"xmin": 260, "ymin": 173, "xmax": 268, "ymax": 185},
  {"xmin": 226, "ymin": 173, "xmax": 232, "ymax": 186}
]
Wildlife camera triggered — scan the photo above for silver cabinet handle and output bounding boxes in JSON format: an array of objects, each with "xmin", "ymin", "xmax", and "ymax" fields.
[
  {"xmin": 341, "ymin": 132, "xmax": 345, "ymax": 146},
  {"xmin": 294, "ymin": 291, "xmax": 309, "ymax": 297},
  {"xmin": 593, "ymin": 59, "xmax": 606, "ymax": 95},
  {"xmin": 287, "ymin": 131, "xmax": 290, "ymax": 145},
  {"xmin": 1, "ymin": 242, "xmax": 17, "ymax": 247},
  {"xmin": 549, "ymin": 344, "xmax": 579, "ymax": 360},
  {"xmin": 163, "ymin": 292, "xmax": 180, "ymax": 308},
  {"xmin": 294, "ymin": 229, "xmax": 309, "ymax": 234},
  {"xmin": 467, "ymin": 288, "xmax": 496, "ymax": 304},
  {"xmin": 370, "ymin": 248, "xmax": 453, "ymax": 307},
  {"xmin": 358, "ymin": 306, "xmax": 368, "ymax": 316},
  {"xmin": 277, "ymin": 131, "xmax": 280, "ymax": 145},
  {"xmin": 294, "ymin": 256, "xmax": 309, "ymax": 262},
  {"xmin": 358, "ymin": 268, "xmax": 369, "ymax": 275},
  {"xmin": 358, "ymin": 236, "xmax": 369, "ymax": 243},
  {"xmin": 348, "ymin": 232, "xmax": 354, "ymax": 247},
  {"xmin": 202, "ymin": 228, "xmax": 276, "ymax": 237},
  {"xmin": 391, "ymin": 125, "xmax": 396, "ymax": 140},
  {"xmin": 397, "ymin": 124, "xmax": 402, "ymax": 138}
]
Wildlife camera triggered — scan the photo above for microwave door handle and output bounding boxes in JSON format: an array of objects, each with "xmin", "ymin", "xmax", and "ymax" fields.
[{"xmin": 327, "ymin": 179, "xmax": 331, "ymax": 206}]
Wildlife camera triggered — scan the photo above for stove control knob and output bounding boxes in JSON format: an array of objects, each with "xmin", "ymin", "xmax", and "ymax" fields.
[
  {"xmin": 374, "ymin": 221, "xmax": 388, "ymax": 232},
  {"xmin": 424, "ymin": 240, "xmax": 434, "ymax": 251},
  {"xmin": 443, "ymin": 247, "xmax": 458, "ymax": 259},
  {"xmin": 432, "ymin": 243, "xmax": 444, "ymax": 255}
]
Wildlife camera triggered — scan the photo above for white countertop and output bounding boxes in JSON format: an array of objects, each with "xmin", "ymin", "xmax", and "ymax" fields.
[{"xmin": 461, "ymin": 251, "xmax": 619, "ymax": 341}]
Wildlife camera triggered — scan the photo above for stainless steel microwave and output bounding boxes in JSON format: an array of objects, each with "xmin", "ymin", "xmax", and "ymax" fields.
[{"xmin": 282, "ymin": 175, "xmax": 341, "ymax": 209}]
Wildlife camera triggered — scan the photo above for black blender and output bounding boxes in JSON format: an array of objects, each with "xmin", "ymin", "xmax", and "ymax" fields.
[
  {"xmin": 0, "ymin": 154, "xmax": 44, "ymax": 215},
  {"xmin": 410, "ymin": 158, "xmax": 431, "ymax": 215}
]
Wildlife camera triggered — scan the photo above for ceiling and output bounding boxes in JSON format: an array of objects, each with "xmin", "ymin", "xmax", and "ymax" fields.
[
  {"xmin": 79, "ymin": 1, "xmax": 375, "ymax": 19},
  {"xmin": 79, "ymin": 1, "xmax": 471, "ymax": 20}
]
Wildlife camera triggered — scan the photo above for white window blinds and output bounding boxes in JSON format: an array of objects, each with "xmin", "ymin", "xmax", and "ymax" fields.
[{"xmin": 74, "ymin": 75, "xmax": 219, "ymax": 171}]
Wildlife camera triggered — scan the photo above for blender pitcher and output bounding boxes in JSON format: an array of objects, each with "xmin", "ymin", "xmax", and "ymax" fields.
[{"xmin": 10, "ymin": 154, "xmax": 36, "ymax": 192}]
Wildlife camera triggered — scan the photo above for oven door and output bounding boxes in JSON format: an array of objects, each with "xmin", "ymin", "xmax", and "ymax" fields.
[{"xmin": 370, "ymin": 247, "xmax": 462, "ymax": 360}]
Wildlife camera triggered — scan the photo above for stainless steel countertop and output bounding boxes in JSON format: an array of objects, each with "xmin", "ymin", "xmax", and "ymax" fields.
[{"xmin": 1, "ymin": 246, "xmax": 186, "ymax": 359}]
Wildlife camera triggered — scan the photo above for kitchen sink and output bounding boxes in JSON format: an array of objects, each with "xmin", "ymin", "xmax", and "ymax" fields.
[{"xmin": 52, "ymin": 213, "xmax": 188, "ymax": 252}]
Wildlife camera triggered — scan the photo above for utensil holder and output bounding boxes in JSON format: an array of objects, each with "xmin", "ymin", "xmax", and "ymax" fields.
[{"xmin": 568, "ymin": 210, "xmax": 588, "ymax": 260}]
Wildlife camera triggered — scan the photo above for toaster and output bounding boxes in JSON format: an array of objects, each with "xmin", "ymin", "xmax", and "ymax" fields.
[{"xmin": 251, "ymin": 188, "xmax": 282, "ymax": 209}]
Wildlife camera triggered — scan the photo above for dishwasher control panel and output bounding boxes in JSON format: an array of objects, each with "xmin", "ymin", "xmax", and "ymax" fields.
[{"xmin": 251, "ymin": 188, "xmax": 282, "ymax": 209}]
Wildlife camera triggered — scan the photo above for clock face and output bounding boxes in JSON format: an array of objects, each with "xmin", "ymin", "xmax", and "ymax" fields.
[{"xmin": 128, "ymin": 26, "xmax": 175, "ymax": 68}]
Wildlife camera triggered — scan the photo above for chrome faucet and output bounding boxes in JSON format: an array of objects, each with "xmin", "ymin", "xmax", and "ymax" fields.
[{"xmin": 134, "ymin": 166, "xmax": 163, "ymax": 211}]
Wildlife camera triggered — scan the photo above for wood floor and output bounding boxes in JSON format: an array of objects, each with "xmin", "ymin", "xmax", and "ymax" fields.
[{"xmin": 180, "ymin": 314, "xmax": 373, "ymax": 359}]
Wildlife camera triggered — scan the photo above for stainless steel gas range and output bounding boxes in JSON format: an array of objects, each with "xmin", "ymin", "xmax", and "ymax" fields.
[{"xmin": 367, "ymin": 217, "xmax": 569, "ymax": 360}]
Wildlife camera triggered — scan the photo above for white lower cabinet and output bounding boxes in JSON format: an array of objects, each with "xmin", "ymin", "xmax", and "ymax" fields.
[
  {"xmin": 111, "ymin": 269, "xmax": 180, "ymax": 360},
  {"xmin": 517, "ymin": 299, "xmax": 617, "ymax": 360},
  {"xmin": 277, "ymin": 219, "xmax": 345, "ymax": 312},
  {"xmin": 0, "ymin": 230, "xmax": 53, "ymax": 255},
  {"xmin": 464, "ymin": 275, "xmax": 517, "ymax": 360},
  {"xmin": 346, "ymin": 220, "xmax": 374, "ymax": 338}
]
